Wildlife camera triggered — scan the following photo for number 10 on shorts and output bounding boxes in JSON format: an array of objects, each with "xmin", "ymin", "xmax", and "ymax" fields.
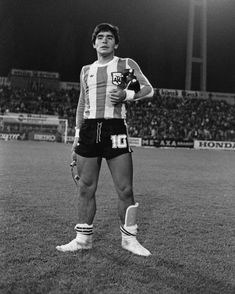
[{"xmin": 111, "ymin": 134, "xmax": 127, "ymax": 148}]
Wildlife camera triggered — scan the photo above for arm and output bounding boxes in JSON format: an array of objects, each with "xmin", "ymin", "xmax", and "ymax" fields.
[
  {"xmin": 126, "ymin": 58, "xmax": 154, "ymax": 100},
  {"xmin": 75, "ymin": 67, "xmax": 86, "ymax": 130},
  {"xmin": 72, "ymin": 67, "xmax": 86, "ymax": 150},
  {"xmin": 109, "ymin": 58, "xmax": 154, "ymax": 104}
]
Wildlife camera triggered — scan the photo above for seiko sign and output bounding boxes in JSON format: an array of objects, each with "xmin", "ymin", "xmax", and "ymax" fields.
[
  {"xmin": 34, "ymin": 134, "xmax": 56, "ymax": 142},
  {"xmin": 194, "ymin": 140, "xmax": 235, "ymax": 151}
]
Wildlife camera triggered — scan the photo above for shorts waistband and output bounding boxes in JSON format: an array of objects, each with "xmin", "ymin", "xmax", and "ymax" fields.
[{"xmin": 84, "ymin": 118, "xmax": 124, "ymax": 125}]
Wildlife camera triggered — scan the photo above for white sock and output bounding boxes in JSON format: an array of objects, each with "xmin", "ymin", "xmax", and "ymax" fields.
[
  {"xmin": 56, "ymin": 223, "xmax": 93, "ymax": 252},
  {"xmin": 74, "ymin": 223, "xmax": 93, "ymax": 244},
  {"xmin": 120, "ymin": 224, "xmax": 151, "ymax": 256}
]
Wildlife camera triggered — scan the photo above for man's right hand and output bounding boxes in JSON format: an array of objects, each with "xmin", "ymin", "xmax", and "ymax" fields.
[
  {"xmin": 71, "ymin": 135, "xmax": 79, "ymax": 167},
  {"xmin": 72, "ymin": 136, "xmax": 79, "ymax": 152}
]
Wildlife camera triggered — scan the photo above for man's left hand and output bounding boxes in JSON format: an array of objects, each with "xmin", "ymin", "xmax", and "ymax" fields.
[{"xmin": 109, "ymin": 89, "xmax": 126, "ymax": 105}]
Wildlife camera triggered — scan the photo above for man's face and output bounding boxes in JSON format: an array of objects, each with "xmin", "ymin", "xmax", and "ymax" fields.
[{"xmin": 93, "ymin": 30, "xmax": 118, "ymax": 56}]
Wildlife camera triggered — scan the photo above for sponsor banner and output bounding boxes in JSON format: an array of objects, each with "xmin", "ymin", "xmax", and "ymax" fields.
[
  {"xmin": 62, "ymin": 135, "xmax": 74, "ymax": 143},
  {"xmin": 3, "ymin": 112, "xmax": 60, "ymax": 125},
  {"xmin": 0, "ymin": 132, "xmax": 26, "ymax": 140},
  {"xmin": 0, "ymin": 77, "xmax": 10, "ymax": 86},
  {"xmin": 10, "ymin": 69, "xmax": 59, "ymax": 79},
  {"xmin": 156, "ymin": 88, "xmax": 235, "ymax": 104},
  {"xmin": 194, "ymin": 140, "xmax": 235, "ymax": 151},
  {"xmin": 157, "ymin": 88, "xmax": 203, "ymax": 99},
  {"xmin": 212, "ymin": 92, "xmax": 235, "ymax": 100},
  {"xmin": 142, "ymin": 138, "xmax": 156, "ymax": 147},
  {"xmin": 60, "ymin": 81, "xmax": 80, "ymax": 90},
  {"xmin": 33, "ymin": 133, "xmax": 56, "ymax": 142},
  {"xmin": 210, "ymin": 92, "xmax": 235, "ymax": 105},
  {"xmin": 128, "ymin": 137, "xmax": 142, "ymax": 147},
  {"xmin": 158, "ymin": 139, "xmax": 194, "ymax": 148},
  {"xmin": 142, "ymin": 138, "xmax": 194, "ymax": 148}
]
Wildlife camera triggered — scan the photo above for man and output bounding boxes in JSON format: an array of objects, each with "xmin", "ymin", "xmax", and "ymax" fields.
[{"xmin": 56, "ymin": 23, "xmax": 153, "ymax": 256}]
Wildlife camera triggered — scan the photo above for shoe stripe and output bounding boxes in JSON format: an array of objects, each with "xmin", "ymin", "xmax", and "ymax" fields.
[{"xmin": 120, "ymin": 225, "xmax": 136, "ymax": 237}]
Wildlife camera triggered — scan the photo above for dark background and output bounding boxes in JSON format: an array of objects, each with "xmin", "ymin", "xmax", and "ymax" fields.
[{"xmin": 0, "ymin": 0, "xmax": 234, "ymax": 92}]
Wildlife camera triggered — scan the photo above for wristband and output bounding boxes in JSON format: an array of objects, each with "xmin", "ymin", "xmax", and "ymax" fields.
[
  {"xmin": 75, "ymin": 128, "xmax": 80, "ymax": 138},
  {"xmin": 124, "ymin": 89, "xmax": 135, "ymax": 101}
]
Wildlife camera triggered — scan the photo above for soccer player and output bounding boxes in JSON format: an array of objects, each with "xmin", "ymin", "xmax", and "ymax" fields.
[{"xmin": 56, "ymin": 23, "xmax": 153, "ymax": 256}]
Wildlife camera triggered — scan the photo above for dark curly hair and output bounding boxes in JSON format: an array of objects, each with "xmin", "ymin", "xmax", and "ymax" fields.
[{"xmin": 92, "ymin": 23, "xmax": 120, "ymax": 45}]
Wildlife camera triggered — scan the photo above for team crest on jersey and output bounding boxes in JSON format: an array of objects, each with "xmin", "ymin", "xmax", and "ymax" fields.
[{"xmin": 111, "ymin": 72, "xmax": 124, "ymax": 86}]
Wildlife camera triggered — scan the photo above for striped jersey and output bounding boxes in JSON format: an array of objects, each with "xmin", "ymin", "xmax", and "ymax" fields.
[{"xmin": 77, "ymin": 56, "xmax": 152, "ymax": 125}]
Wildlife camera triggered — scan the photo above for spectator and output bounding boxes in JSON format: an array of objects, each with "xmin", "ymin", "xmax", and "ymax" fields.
[{"xmin": 0, "ymin": 85, "xmax": 234, "ymax": 141}]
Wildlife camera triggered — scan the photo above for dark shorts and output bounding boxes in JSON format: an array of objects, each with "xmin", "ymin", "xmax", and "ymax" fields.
[{"xmin": 74, "ymin": 119, "xmax": 132, "ymax": 159}]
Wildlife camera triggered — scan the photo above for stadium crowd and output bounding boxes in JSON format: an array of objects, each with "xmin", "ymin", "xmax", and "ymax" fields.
[
  {"xmin": 127, "ymin": 95, "xmax": 235, "ymax": 141},
  {"xmin": 0, "ymin": 85, "xmax": 235, "ymax": 141}
]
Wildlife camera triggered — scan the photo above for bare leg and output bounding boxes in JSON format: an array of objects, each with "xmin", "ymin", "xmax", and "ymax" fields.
[
  {"xmin": 56, "ymin": 156, "xmax": 102, "ymax": 252},
  {"xmin": 107, "ymin": 153, "xmax": 151, "ymax": 256},
  {"xmin": 76, "ymin": 156, "xmax": 102, "ymax": 224},
  {"xmin": 107, "ymin": 153, "xmax": 134, "ymax": 224}
]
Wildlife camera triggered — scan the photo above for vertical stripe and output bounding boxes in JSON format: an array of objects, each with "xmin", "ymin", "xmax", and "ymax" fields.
[
  {"xmin": 83, "ymin": 66, "xmax": 90, "ymax": 118},
  {"xmin": 104, "ymin": 59, "xmax": 118, "ymax": 118},
  {"xmin": 87, "ymin": 65, "xmax": 98, "ymax": 118},
  {"xmin": 113, "ymin": 58, "xmax": 126, "ymax": 118},
  {"xmin": 96, "ymin": 67, "xmax": 107, "ymax": 117},
  {"xmin": 83, "ymin": 66, "xmax": 90, "ymax": 88}
]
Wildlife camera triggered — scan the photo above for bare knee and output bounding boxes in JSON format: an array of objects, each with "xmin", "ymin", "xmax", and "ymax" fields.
[
  {"xmin": 78, "ymin": 178, "xmax": 97, "ymax": 199},
  {"xmin": 117, "ymin": 185, "xmax": 133, "ymax": 202}
]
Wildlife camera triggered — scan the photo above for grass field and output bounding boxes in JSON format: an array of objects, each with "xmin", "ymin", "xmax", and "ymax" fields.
[{"xmin": 0, "ymin": 140, "xmax": 235, "ymax": 294}]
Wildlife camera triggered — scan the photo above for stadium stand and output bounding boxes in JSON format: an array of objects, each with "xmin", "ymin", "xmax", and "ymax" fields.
[
  {"xmin": 2, "ymin": 84, "xmax": 234, "ymax": 142},
  {"xmin": 127, "ymin": 95, "xmax": 235, "ymax": 141}
]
